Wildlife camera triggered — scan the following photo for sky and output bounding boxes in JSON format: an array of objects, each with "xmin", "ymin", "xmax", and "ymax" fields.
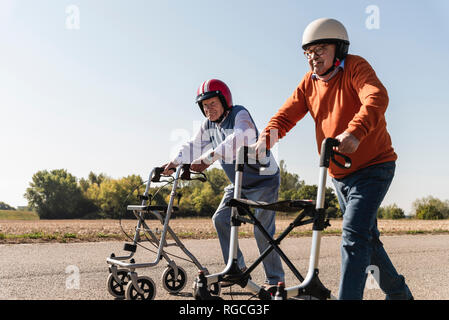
[{"xmin": 1, "ymin": 0, "xmax": 448, "ymax": 215}]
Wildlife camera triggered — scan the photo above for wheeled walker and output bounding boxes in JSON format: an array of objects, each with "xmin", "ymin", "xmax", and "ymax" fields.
[
  {"xmin": 106, "ymin": 164, "xmax": 220, "ymax": 300},
  {"xmin": 192, "ymin": 138, "xmax": 351, "ymax": 300}
]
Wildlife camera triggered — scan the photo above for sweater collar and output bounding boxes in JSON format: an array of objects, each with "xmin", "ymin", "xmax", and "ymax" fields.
[{"xmin": 312, "ymin": 59, "xmax": 345, "ymax": 81}]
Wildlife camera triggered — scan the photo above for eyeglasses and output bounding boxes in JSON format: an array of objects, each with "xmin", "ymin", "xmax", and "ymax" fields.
[{"xmin": 303, "ymin": 45, "xmax": 328, "ymax": 59}]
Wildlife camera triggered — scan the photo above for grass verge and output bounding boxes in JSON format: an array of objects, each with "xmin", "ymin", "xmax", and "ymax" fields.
[
  {"xmin": 0, "ymin": 210, "xmax": 39, "ymax": 220},
  {"xmin": 1, "ymin": 228, "xmax": 448, "ymax": 244}
]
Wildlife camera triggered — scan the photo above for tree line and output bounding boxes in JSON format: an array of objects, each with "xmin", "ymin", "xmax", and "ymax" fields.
[
  {"xmin": 4, "ymin": 161, "xmax": 447, "ymax": 220},
  {"xmin": 0, "ymin": 202, "xmax": 17, "ymax": 210}
]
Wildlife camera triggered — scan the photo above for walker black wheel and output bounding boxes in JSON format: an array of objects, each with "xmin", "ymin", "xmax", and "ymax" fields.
[
  {"xmin": 209, "ymin": 282, "xmax": 221, "ymax": 296},
  {"xmin": 125, "ymin": 276, "xmax": 156, "ymax": 300},
  {"xmin": 161, "ymin": 266, "xmax": 187, "ymax": 294},
  {"xmin": 106, "ymin": 269, "xmax": 130, "ymax": 298}
]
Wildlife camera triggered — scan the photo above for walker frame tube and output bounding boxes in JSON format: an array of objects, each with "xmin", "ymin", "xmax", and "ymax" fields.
[
  {"xmin": 195, "ymin": 139, "xmax": 351, "ymax": 300},
  {"xmin": 284, "ymin": 138, "xmax": 350, "ymax": 300},
  {"xmin": 107, "ymin": 165, "xmax": 208, "ymax": 280},
  {"xmin": 197, "ymin": 146, "xmax": 307, "ymax": 299},
  {"xmin": 198, "ymin": 147, "xmax": 267, "ymax": 296}
]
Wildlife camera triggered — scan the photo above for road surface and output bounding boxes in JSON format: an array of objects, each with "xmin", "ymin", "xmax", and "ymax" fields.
[{"xmin": 0, "ymin": 235, "xmax": 448, "ymax": 300}]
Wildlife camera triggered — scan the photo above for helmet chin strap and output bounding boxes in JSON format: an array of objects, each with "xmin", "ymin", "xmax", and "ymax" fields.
[
  {"xmin": 211, "ymin": 110, "xmax": 229, "ymax": 123},
  {"xmin": 317, "ymin": 58, "xmax": 341, "ymax": 77}
]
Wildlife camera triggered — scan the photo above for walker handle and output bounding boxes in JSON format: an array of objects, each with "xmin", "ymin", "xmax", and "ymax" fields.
[
  {"xmin": 151, "ymin": 167, "xmax": 165, "ymax": 182},
  {"xmin": 332, "ymin": 151, "xmax": 352, "ymax": 169},
  {"xmin": 181, "ymin": 164, "xmax": 207, "ymax": 182},
  {"xmin": 319, "ymin": 138, "xmax": 352, "ymax": 169},
  {"xmin": 151, "ymin": 166, "xmax": 177, "ymax": 182}
]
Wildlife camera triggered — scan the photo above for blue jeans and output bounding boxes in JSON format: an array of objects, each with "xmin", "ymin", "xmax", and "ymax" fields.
[
  {"xmin": 332, "ymin": 161, "xmax": 412, "ymax": 300},
  {"xmin": 212, "ymin": 184, "xmax": 285, "ymax": 285}
]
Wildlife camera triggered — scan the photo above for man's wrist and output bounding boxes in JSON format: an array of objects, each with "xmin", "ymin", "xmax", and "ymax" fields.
[{"xmin": 203, "ymin": 151, "xmax": 216, "ymax": 165}]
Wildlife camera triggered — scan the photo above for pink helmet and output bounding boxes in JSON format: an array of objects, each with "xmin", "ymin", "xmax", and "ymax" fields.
[{"xmin": 196, "ymin": 79, "xmax": 233, "ymax": 116}]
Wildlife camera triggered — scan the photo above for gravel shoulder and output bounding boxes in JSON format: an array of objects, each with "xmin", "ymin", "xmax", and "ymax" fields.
[{"xmin": 1, "ymin": 218, "xmax": 449, "ymax": 244}]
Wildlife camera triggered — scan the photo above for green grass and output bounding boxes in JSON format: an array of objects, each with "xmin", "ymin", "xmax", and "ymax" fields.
[
  {"xmin": 96, "ymin": 232, "xmax": 122, "ymax": 239},
  {"xmin": 63, "ymin": 233, "xmax": 77, "ymax": 239},
  {"xmin": 0, "ymin": 231, "xmax": 125, "ymax": 243},
  {"xmin": 0, "ymin": 232, "xmax": 49, "ymax": 240},
  {"xmin": 26, "ymin": 232, "xmax": 45, "ymax": 239},
  {"xmin": 0, "ymin": 210, "xmax": 39, "ymax": 220}
]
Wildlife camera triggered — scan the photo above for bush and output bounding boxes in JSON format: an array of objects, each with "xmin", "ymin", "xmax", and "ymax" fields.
[
  {"xmin": 83, "ymin": 174, "xmax": 144, "ymax": 219},
  {"xmin": 378, "ymin": 204, "xmax": 405, "ymax": 219},
  {"xmin": 175, "ymin": 168, "xmax": 229, "ymax": 217},
  {"xmin": 23, "ymin": 160, "xmax": 343, "ymax": 219},
  {"xmin": 412, "ymin": 196, "xmax": 449, "ymax": 220},
  {"xmin": 278, "ymin": 160, "xmax": 340, "ymax": 217},
  {"xmin": 24, "ymin": 169, "xmax": 91, "ymax": 219}
]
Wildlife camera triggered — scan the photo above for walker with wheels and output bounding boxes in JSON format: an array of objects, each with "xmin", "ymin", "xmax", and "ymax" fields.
[
  {"xmin": 106, "ymin": 164, "xmax": 220, "ymax": 300},
  {"xmin": 192, "ymin": 138, "xmax": 351, "ymax": 300}
]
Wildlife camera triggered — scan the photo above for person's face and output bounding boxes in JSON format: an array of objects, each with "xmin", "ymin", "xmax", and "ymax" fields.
[
  {"xmin": 202, "ymin": 96, "xmax": 224, "ymax": 122},
  {"xmin": 304, "ymin": 43, "xmax": 336, "ymax": 76}
]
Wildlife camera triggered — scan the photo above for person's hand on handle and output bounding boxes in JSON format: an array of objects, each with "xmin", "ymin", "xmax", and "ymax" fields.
[
  {"xmin": 334, "ymin": 131, "xmax": 360, "ymax": 154},
  {"xmin": 251, "ymin": 135, "xmax": 270, "ymax": 162},
  {"xmin": 162, "ymin": 162, "xmax": 177, "ymax": 175},
  {"xmin": 190, "ymin": 151, "xmax": 216, "ymax": 173},
  {"xmin": 190, "ymin": 159, "xmax": 210, "ymax": 173}
]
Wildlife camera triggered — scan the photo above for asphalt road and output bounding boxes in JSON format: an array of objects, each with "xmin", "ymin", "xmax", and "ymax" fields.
[{"xmin": 1, "ymin": 235, "xmax": 448, "ymax": 300}]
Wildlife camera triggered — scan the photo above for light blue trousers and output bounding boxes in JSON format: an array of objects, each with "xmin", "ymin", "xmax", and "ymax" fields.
[{"xmin": 212, "ymin": 184, "xmax": 285, "ymax": 285}]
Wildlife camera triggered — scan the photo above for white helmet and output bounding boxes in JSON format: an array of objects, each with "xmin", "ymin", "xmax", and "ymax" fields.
[{"xmin": 302, "ymin": 18, "xmax": 350, "ymax": 61}]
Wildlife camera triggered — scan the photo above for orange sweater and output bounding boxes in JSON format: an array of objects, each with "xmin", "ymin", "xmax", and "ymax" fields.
[{"xmin": 262, "ymin": 54, "xmax": 397, "ymax": 179}]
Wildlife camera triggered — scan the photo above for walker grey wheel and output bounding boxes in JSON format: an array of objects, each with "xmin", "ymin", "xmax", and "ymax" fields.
[
  {"xmin": 125, "ymin": 276, "xmax": 156, "ymax": 300},
  {"xmin": 106, "ymin": 269, "xmax": 130, "ymax": 298},
  {"xmin": 192, "ymin": 276, "xmax": 222, "ymax": 300},
  {"xmin": 161, "ymin": 266, "xmax": 187, "ymax": 294}
]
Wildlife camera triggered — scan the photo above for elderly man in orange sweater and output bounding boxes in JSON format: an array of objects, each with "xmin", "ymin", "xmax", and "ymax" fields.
[{"xmin": 253, "ymin": 18, "xmax": 413, "ymax": 300}]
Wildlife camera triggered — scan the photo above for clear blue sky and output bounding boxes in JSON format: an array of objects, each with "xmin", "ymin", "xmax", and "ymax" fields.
[{"xmin": 1, "ymin": 0, "xmax": 448, "ymax": 215}]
